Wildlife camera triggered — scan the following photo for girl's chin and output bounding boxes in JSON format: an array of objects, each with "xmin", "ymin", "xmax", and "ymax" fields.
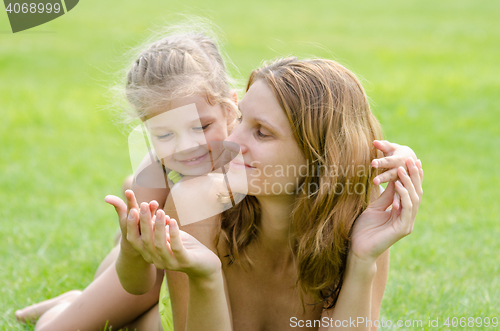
[{"xmin": 168, "ymin": 165, "xmax": 214, "ymax": 176}]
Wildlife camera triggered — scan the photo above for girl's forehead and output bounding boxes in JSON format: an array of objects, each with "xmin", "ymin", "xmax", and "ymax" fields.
[{"xmin": 146, "ymin": 103, "xmax": 202, "ymax": 130}]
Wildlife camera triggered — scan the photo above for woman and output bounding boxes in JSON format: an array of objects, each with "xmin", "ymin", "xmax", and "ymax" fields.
[
  {"xmin": 16, "ymin": 31, "xmax": 420, "ymax": 328},
  {"xmin": 113, "ymin": 57, "xmax": 423, "ymax": 331}
]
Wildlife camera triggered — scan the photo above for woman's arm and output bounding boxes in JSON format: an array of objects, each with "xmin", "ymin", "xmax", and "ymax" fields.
[
  {"xmin": 320, "ymin": 157, "xmax": 422, "ymax": 330},
  {"xmin": 164, "ymin": 191, "xmax": 233, "ymax": 331},
  {"xmin": 319, "ymin": 255, "xmax": 378, "ymax": 331}
]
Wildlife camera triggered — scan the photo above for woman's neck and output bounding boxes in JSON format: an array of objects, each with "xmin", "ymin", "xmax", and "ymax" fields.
[{"xmin": 252, "ymin": 195, "xmax": 296, "ymax": 270}]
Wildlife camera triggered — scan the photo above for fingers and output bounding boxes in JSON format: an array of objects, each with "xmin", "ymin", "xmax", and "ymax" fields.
[
  {"xmin": 394, "ymin": 179, "xmax": 413, "ymax": 235},
  {"xmin": 125, "ymin": 190, "xmax": 139, "ymax": 213},
  {"xmin": 373, "ymin": 168, "xmax": 398, "ymax": 185},
  {"xmin": 149, "ymin": 200, "xmax": 159, "ymax": 218},
  {"xmin": 392, "ymin": 190, "xmax": 400, "ymax": 211},
  {"xmin": 406, "ymin": 158, "xmax": 422, "ymax": 199},
  {"xmin": 126, "ymin": 208, "xmax": 141, "ymax": 243},
  {"xmin": 416, "ymin": 159, "xmax": 424, "ymax": 184},
  {"xmin": 370, "ymin": 181, "xmax": 396, "ymax": 211},
  {"xmin": 398, "ymin": 166, "xmax": 419, "ymax": 211},
  {"xmin": 373, "ymin": 140, "xmax": 397, "ymax": 155},
  {"xmin": 168, "ymin": 218, "xmax": 187, "ymax": 259},
  {"xmin": 104, "ymin": 195, "xmax": 128, "ymax": 229},
  {"xmin": 154, "ymin": 210, "xmax": 174, "ymax": 260},
  {"xmin": 139, "ymin": 203, "xmax": 157, "ymax": 256},
  {"xmin": 372, "ymin": 155, "xmax": 403, "ymax": 170}
]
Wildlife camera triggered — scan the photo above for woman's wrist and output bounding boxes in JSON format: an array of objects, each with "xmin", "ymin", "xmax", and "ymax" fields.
[
  {"xmin": 346, "ymin": 252, "xmax": 378, "ymax": 281},
  {"xmin": 188, "ymin": 268, "xmax": 224, "ymax": 290}
]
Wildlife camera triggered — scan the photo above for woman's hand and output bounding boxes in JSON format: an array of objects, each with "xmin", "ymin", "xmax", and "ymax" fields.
[
  {"xmin": 372, "ymin": 140, "xmax": 420, "ymax": 185},
  {"xmin": 129, "ymin": 201, "xmax": 222, "ymax": 281},
  {"xmin": 349, "ymin": 157, "xmax": 423, "ymax": 264}
]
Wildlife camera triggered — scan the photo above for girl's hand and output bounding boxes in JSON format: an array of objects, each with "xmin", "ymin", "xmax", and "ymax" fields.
[
  {"xmin": 372, "ymin": 140, "xmax": 420, "ymax": 185},
  {"xmin": 104, "ymin": 190, "xmax": 158, "ymax": 258},
  {"xmin": 129, "ymin": 202, "xmax": 222, "ymax": 280},
  {"xmin": 349, "ymin": 157, "xmax": 423, "ymax": 264}
]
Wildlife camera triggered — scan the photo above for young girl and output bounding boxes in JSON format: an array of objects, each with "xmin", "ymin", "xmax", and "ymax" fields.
[
  {"xmin": 114, "ymin": 57, "xmax": 423, "ymax": 331},
  {"xmin": 16, "ymin": 27, "xmax": 420, "ymax": 331}
]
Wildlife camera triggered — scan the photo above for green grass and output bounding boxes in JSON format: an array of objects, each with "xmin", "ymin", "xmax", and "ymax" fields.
[{"xmin": 1, "ymin": 0, "xmax": 499, "ymax": 330}]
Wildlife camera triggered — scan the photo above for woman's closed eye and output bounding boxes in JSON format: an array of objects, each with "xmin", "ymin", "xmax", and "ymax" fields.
[
  {"xmin": 256, "ymin": 128, "xmax": 271, "ymax": 139},
  {"xmin": 256, "ymin": 127, "xmax": 272, "ymax": 139},
  {"xmin": 237, "ymin": 116, "xmax": 272, "ymax": 139}
]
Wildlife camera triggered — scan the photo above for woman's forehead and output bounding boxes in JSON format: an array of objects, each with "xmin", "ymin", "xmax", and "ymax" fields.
[{"xmin": 240, "ymin": 80, "xmax": 289, "ymax": 134}]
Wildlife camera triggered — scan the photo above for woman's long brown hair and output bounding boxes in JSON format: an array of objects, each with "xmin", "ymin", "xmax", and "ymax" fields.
[{"xmin": 215, "ymin": 57, "xmax": 384, "ymax": 312}]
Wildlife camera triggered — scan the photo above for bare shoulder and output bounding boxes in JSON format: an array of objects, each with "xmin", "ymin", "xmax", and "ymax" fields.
[
  {"xmin": 166, "ymin": 173, "xmax": 228, "ymax": 229},
  {"xmin": 163, "ymin": 174, "xmax": 225, "ymax": 252},
  {"xmin": 170, "ymin": 173, "xmax": 226, "ymax": 198}
]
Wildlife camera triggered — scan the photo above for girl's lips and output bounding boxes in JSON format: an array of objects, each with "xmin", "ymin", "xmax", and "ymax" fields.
[{"xmin": 177, "ymin": 152, "xmax": 209, "ymax": 166}]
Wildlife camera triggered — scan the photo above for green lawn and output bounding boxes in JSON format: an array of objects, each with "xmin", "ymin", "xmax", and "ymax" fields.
[{"xmin": 1, "ymin": 0, "xmax": 499, "ymax": 330}]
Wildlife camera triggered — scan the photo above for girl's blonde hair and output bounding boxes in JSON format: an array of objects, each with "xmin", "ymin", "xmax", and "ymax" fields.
[
  {"xmin": 116, "ymin": 20, "xmax": 239, "ymax": 125},
  {"xmin": 216, "ymin": 57, "xmax": 384, "ymax": 312}
]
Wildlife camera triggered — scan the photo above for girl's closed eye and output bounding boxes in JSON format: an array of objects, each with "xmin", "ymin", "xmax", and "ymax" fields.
[
  {"xmin": 157, "ymin": 132, "xmax": 173, "ymax": 140},
  {"xmin": 193, "ymin": 124, "xmax": 211, "ymax": 131}
]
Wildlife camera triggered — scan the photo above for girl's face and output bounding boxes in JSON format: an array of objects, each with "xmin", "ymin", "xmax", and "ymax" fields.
[
  {"xmin": 145, "ymin": 94, "xmax": 232, "ymax": 176},
  {"xmin": 225, "ymin": 80, "xmax": 307, "ymax": 196}
]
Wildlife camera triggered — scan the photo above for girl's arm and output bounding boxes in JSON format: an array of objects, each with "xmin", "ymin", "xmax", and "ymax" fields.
[
  {"xmin": 106, "ymin": 151, "xmax": 171, "ymax": 295},
  {"xmin": 105, "ymin": 192, "xmax": 163, "ymax": 295}
]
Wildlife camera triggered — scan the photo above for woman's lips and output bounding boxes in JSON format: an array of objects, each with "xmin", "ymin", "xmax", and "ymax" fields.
[
  {"xmin": 229, "ymin": 160, "xmax": 255, "ymax": 170},
  {"xmin": 177, "ymin": 152, "xmax": 209, "ymax": 166}
]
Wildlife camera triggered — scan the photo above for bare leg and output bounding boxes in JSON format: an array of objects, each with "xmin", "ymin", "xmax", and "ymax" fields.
[
  {"xmin": 15, "ymin": 290, "xmax": 82, "ymax": 323},
  {"xmin": 123, "ymin": 303, "xmax": 162, "ymax": 331},
  {"xmin": 93, "ymin": 244, "xmax": 120, "ymax": 280},
  {"xmin": 24, "ymin": 264, "xmax": 163, "ymax": 331}
]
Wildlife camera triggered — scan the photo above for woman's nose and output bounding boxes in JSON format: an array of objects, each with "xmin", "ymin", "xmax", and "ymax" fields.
[{"xmin": 225, "ymin": 126, "xmax": 247, "ymax": 154}]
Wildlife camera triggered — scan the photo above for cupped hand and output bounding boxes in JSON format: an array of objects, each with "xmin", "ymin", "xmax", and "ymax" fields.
[
  {"xmin": 349, "ymin": 157, "xmax": 423, "ymax": 264},
  {"xmin": 104, "ymin": 190, "xmax": 158, "ymax": 257},
  {"xmin": 125, "ymin": 199, "xmax": 222, "ymax": 280}
]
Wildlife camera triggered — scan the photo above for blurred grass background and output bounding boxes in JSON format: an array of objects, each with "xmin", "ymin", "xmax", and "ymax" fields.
[{"xmin": 1, "ymin": 0, "xmax": 499, "ymax": 330}]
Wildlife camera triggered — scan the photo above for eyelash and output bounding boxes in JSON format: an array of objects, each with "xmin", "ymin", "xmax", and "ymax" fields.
[
  {"xmin": 237, "ymin": 117, "xmax": 270, "ymax": 139},
  {"xmin": 157, "ymin": 124, "xmax": 211, "ymax": 140},
  {"xmin": 256, "ymin": 130, "xmax": 269, "ymax": 139}
]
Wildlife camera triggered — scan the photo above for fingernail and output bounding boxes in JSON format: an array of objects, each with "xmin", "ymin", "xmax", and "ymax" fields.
[
  {"xmin": 140, "ymin": 204, "xmax": 147, "ymax": 214},
  {"xmin": 128, "ymin": 210, "xmax": 134, "ymax": 220},
  {"xmin": 417, "ymin": 159, "xmax": 422, "ymax": 168},
  {"xmin": 409, "ymin": 158, "xmax": 415, "ymax": 166},
  {"xmin": 401, "ymin": 167, "xmax": 407, "ymax": 175}
]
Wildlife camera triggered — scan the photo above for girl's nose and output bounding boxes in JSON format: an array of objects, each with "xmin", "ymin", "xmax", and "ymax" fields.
[{"xmin": 176, "ymin": 134, "xmax": 202, "ymax": 154}]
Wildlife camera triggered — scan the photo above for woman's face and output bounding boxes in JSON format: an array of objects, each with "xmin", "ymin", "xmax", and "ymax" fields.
[
  {"xmin": 145, "ymin": 94, "xmax": 231, "ymax": 176},
  {"xmin": 225, "ymin": 79, "xmax": 307, "ymax": 196}
]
